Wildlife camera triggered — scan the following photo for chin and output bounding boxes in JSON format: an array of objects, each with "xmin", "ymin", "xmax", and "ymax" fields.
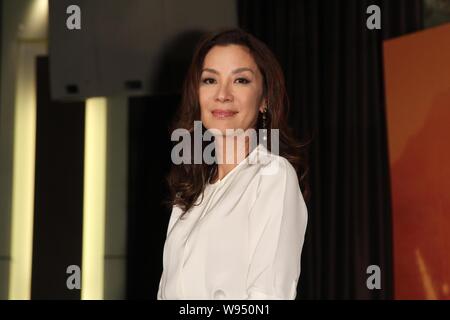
[
  {"xmin": 205, "ymin": 126, "xmax": 234, "ymax": 137},
  {"xmin": 203, "ymin": 120, "xmax": 233, "ymax": 134}
]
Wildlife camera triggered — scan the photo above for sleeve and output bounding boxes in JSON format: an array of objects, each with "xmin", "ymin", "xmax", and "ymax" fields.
[
  {"xmin": 245, "ymin": 157, "xmax": 308, "ymax": 300},
  {"xmin": 157, "ymin": 277, "xmax": 163, "ymax": 300},
  {"xmin": 157, "ymin": 205, "xmax": 183, "ymax": 300}
]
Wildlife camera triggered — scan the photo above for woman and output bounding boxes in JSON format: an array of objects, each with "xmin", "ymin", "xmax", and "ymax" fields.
[{"xmin": 157, "ymin": 28, "xmax": 308, "ymax": 300}]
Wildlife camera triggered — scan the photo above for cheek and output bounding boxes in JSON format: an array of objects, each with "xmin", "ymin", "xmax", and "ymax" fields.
[
  {"xmin": 238, "ymin": 90, "xmax": 260, "ymax": 114},
  {"xmin": 198, "ymin": 90, "xmax": 208, "ymax": 114},
  {"xmin": 199, "ymin": 88, "xmax": 213, "ymax": 109},
  {"xmin": 239, "ymin": 90, "xmax": 262, "ymax": 127},
  {"xmin": 241, "ymin": 107, "xmax": 259, "ymax": 126}
]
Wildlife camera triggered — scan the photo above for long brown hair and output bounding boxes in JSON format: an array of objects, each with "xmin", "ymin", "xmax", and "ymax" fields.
[{"xmin": 165, "ymin": 28, "xmax": 309, "ymax": 215}]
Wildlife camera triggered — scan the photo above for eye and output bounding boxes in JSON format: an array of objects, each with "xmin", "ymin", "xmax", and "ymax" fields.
[
  {"xmin": 201, "ymin": 78, "xmax": 216, "ymax": 84},
  {"xmin": 235, "ymin": 78, "xmax": 250, "ymax": 84}
]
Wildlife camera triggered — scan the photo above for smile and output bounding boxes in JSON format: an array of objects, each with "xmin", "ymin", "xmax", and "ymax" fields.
[{"xmin": 211, "ymin": 110, "xmax": 238, "ymax": 119}]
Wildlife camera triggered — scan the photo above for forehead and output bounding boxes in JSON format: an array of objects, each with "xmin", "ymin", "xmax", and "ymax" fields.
[{"xmin": 203, "ymin": 44, "xmax": 258, "ymax": 70}]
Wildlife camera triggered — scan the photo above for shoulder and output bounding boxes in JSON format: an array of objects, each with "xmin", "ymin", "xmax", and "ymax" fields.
[
  {"xmin": 252, "ymin": 145, "xmax": 300, "ymax": 192},
  {"xmin": 248, "ymin": 145, "xmax": 308, "ymax": 234}
]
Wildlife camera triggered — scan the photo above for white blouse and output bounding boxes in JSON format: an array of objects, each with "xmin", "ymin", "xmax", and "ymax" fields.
[{"xmin": 157, "ymin": 143, "xmax": 308, "ymax": 300}]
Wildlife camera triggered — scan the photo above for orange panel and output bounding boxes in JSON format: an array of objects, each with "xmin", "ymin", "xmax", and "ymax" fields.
[{"xmin": 383, "ymin": 23, "xmax": 450, "ymax": 300}]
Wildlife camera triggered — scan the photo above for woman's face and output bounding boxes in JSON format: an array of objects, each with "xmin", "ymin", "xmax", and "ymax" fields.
[{"xmin": 199, "ymin": 44, "xmax": 266, "ymax": 135}]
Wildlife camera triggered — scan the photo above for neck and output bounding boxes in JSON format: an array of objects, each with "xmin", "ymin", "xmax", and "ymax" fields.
[{"xmin": 212, "ymin": 134, "xmax": 255, "ymax": 182}]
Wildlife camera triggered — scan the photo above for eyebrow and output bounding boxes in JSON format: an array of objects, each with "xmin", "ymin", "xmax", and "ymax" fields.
[{"xmin": 201, "ymin": 67, "xmax": 255, "ymax": 75}]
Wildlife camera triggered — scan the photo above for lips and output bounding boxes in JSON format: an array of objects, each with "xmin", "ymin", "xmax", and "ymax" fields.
[{"xmin": 211, "ymin": 109, "xmax": 238, "ymax": 119}]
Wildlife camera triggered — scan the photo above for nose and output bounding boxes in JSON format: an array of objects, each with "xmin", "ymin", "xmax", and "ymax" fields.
[{"xmin": 215, "ymin": 82, "xmax": 233, "ymax": 103}]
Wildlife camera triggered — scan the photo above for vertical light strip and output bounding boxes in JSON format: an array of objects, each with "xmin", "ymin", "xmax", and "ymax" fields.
[
  {"xmin": 6, "ymin": 0, "xmax": 48, "ymax": 300},
  {"xmin": 82, "ymin": 98, "xmax": 107, "ymax": 300},
  {"xmin": 8, "ymin": 43, "xmax": 42, "ymax": 300}
]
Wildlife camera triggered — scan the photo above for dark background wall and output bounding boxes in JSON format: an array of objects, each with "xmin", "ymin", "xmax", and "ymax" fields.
[
  {"xmin": 31, "ymin": 57, "xmax": 84, "ymax": 299},
  {"xmin": 0, "ymin": 0, "xmax": 2, "ymax": 121},
  {"xmin": 126, "ymin": 94, "xmax": 179, "ymax": 299}
]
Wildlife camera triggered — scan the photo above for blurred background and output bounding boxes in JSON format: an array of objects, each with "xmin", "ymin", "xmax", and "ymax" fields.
[{"xmin": 0, "ymin": 0, "xmax": 449, "ymax": 300}]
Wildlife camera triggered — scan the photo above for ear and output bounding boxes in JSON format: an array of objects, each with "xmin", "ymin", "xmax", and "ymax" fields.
[{"xmin": 258, "ymin": 97, "xmax": 267, "ymax": 113}]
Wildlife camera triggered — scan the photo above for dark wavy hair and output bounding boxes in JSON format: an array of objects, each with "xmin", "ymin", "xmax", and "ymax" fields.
[{"xmin": 165, "ymin": 28, "xmax": 309, "ymax": 215}]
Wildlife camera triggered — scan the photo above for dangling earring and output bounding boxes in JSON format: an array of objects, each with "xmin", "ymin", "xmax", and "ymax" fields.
[{"xmin": 262, "ymin": 107, "xmax": 268, "ymax": 141}]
